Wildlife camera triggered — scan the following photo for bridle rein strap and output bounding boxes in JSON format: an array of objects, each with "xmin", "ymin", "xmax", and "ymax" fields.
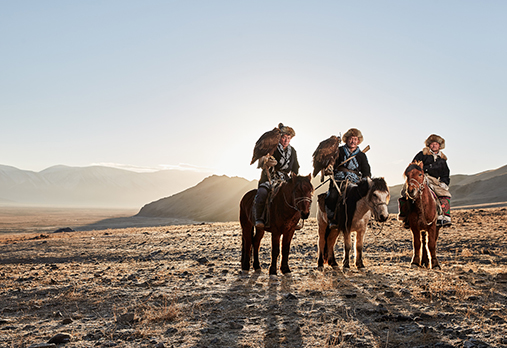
[{"xmin": 407, "ymin": 175, "xmax": 438, "ymax": 226}]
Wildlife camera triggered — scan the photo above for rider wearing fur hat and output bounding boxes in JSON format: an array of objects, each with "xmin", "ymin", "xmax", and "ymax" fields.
[
  {"xmin": 254, "ymin": 124, "xmax": 300, "ymax": 229},
  {"xmin": 325, "ymin": 128, "xmax": 371, "ymax": 227},
  {"xmin": 399, "ymin": 134, "xmax": 452, "ymax": 227}
]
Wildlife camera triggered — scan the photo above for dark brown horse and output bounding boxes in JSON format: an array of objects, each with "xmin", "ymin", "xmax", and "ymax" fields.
[
  {"xmin": 404, "ymin": 161, "xmax": 441, "ymax": 269},
  {"xmin": 240, "ymin": 174, "xmax": 314, "ymax": 275}
]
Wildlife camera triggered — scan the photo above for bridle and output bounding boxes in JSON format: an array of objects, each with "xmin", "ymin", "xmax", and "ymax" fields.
[
  {"xmin": 283, "ymin": 182, "xmax": 313, "ymax": 213},
  {"xmin": 405, "ymin": 173, "xmax": 437, "ymax": 226},
  {"xmin": 406, "ymin": 177, "xmax": 425, "ymax": 200}
]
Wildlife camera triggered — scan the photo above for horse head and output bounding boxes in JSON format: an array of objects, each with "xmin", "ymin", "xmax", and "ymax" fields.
[
  {"xmin": 290, "ymin": 173, "xmax": 314, "ymax": 219},
  {"xmin": 404, "ymin": 160, "xmax": 425, "ymax": 199},
  {"xmin": 366, "ymin": 177, "xmax": 390, "ymax": 222}
]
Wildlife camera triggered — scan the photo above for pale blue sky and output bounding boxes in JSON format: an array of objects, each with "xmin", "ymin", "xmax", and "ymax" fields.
[{"xmin": 1, "ymin": 1, "xmax": 506, "ymax": 186}]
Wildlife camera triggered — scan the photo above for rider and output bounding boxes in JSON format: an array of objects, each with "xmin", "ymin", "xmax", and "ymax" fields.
[
  {"xmin": 325, "ymin": 128, "xmax": 371, "ymax": 226},
  {"xmin": 254, "ymin": 124, "xmax": 299, "ymax": 229},
  {"xmin": 398, "ymin": 134, "xmax": 451, "ymax": 227}
]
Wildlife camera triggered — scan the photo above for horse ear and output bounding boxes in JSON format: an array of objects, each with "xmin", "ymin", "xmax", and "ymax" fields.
[{"xmin": 307, "ymin": 174, "xmax": 311, "ymax": 181}]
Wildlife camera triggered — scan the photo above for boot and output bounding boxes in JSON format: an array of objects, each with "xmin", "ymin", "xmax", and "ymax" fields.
[
  {"xmin": 254, "ymin": 200, "xmax": 266, "ymax": 229},
  {"xmin": 442, "ymin": 215, "xmax": 452, "ymax": 227}
]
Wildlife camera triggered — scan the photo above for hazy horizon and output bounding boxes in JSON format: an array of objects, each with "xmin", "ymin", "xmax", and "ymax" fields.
[{"xmin": 2, "ymin": 1, "xmax": 507, "ymax": 188}]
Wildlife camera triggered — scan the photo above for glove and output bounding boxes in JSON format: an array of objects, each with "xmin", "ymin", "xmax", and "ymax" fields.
[
  {"xmin": 324, "ymin": 164, "xmax": 334, "ymax": 176},
  {"xmin": 265, "ymin": 156, "xmax": 277, "ymax": 168}
]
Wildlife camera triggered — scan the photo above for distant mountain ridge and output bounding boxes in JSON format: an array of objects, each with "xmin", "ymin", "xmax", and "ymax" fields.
[
  {"xmin": 138, "ymin": 165, "xmax": 507, "ymax": 222},
  {"xmin": 0, "ymin": 164, "xmax": 209, "ymax": 208}
]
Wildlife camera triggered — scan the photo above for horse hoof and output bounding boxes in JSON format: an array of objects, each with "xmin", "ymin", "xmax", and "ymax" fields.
[
  {"xmin": 432, "ymin": 265, "xmax": 441, "ymax": 270},
  {"xmin": 410, "ymin": 263, "xmax": 420, "ymax": 269}
]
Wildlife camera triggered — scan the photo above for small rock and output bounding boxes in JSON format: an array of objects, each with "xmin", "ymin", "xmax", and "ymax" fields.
[
  {"xmin": 229, "ymin": 321, "xmax": 243, "ymax": 329},
  {"xmin": 196, "ymin": 257, "xmax": 208, "ymax": 264},
  {"xmin": 285, "ymin": 293, "xmax": 297, "ymax": 301},
  {"xmin": 61, "ymin": 318, "xmax": 73, "ymax": 325},
  {"xmin": 165, "ymin": 327, "xmax": 178, "ymax": 335},
  {"xmin": 117, "ymin": 313, "xmax": 135, "ymax": 324},
  {"xmin": 48, "ymin": 333, "xmax": 71, "ymax": 344},
  {"xmin": 384, "ymin": 290, "xmax": 395, "ymax": 298}
]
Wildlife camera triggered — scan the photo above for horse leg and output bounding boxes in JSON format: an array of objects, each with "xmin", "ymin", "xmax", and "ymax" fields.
[
  {"xmin": 317, "ymin": 223, "xmax": 328, "ymax": 269},
  {"xmin": 342, "ymin": 230, "xmax": 352, "ymax": 269},
  {"xmin": 241, "ymin": 225, "xmax": 253, "ymax": 271},
  {"xmin": 421, "ymin": 231, "xmax": 430, "ymax": 268},
  {"xmin": 269, "ymin": 232, "xmax": 281, "ymax": 275},
  {"xmin": 326, "ymin": 228, "xmax": 340, "ymax": 268},
  {"xmin": 280, "ymin": 230, "xmax": 295, "ymax": 274},
  {"xmin": 252, "ymin": 228, "xmax": 265, "ymax": 271},
  {"xmin": 428, "ymin": 226, "xmax": 440, "ymax": 270},
  {"xmin": 410, "ymin": 227, "xmax": 422, "ymax": 268},
  {"xmin": 355, "ymin": 228, "xmax": 366, "ymax": 269}
]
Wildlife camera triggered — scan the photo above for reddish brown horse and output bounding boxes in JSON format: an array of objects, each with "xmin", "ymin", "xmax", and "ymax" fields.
[
  {"xmin": 240, "ymin": 174, "xmax": 314, "ymax": 275},
  {"xmin": 404, "ymin": 161, "xmax": 441, "ymax": 269}
]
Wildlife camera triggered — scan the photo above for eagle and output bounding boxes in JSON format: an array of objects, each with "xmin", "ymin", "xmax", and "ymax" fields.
[
  {"xmin": 250, "ymin": 123, "xmax": 285, "ymax": 184},
  {"xmin": 250, "ymin": 123, "xmax": 283, "ymax": 167},
  {"xmin": 312, "ymin": 135, "xmax": 341, "ymax": 181}
]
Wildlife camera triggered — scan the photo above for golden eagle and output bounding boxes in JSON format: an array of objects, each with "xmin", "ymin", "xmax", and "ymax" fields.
[
  {"xmin": 312, "ymin": 135, "xmax": 341, "ymax": 181},
  {"xmin": 250, "ymin": 123, "xmax": 283, "ymax": 167}
]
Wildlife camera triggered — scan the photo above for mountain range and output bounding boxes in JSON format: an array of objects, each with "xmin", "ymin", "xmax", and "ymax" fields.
[
  {"xmin": 138, "ymin": 165, "xmax": 507, "ymax": 222},
  {"xmin": 0, "ymin": 164, "xmax": 209, "ymax": 208},
  {"xmin": 2, "ymin": 163, "xmax": 506, "ymax": 223}
]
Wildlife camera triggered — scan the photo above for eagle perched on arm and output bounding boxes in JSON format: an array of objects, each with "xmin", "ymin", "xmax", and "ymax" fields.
[
  {"xmin": 250, "ymin": 123, "xmax": 283, "ymax": 167},
  {"xmin": 312, "ymin": 135, "xmax": 341, "ymax": 181}
]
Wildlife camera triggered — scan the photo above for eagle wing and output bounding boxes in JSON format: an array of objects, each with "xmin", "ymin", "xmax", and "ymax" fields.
[
  {"xmin": 250, "ymin": 127, "xmax": 282, "ymax": 166},
  {"xmin": 312, "ymin": 135, "xmax": 341, "ymax": 178}
]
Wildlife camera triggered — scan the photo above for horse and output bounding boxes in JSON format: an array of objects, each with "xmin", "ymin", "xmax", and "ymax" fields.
[
  {"xmin": 403, "ymin": 160, "xmax": 441, "ymax": 269},
  {"xmin": 240, "ymin": 174, "xmax": 314, "ymax": 275},
  {"xmin": 317, "ymin": 177, "xmax": 390, "ymax": 269}
]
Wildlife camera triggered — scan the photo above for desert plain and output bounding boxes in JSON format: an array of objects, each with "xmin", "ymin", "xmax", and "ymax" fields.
[{"xmin": 1, "ymin": 207, "xmax": 506, "ymax": 348}]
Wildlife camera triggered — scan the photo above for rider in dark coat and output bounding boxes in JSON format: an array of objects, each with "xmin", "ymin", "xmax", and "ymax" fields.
[
  {"xmin": 325, "ymin": 128, "xmax": 371, "ymax": 227},
  {"xmin": 254, "ymin": 124, "xmax": 299, "ymax": 228},
  {"xmin": 398, "ymin": 134, "xmax": 451, "ymax": 227}
]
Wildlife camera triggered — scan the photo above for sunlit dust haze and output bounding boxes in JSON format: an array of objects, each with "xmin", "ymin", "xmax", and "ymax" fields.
[{"xmin": 2, "ymin": 1, "xmax": 506, "ymax": 187}]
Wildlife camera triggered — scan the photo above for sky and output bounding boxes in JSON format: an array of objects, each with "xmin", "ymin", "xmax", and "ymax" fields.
[{"xmin": 1, "ymin": 1, "xmax": 506, "ymax": 186}]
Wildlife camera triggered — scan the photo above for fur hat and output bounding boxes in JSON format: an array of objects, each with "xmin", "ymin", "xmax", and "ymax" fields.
[
  {"xmin": 425, "ymin": 134, "xmax": 445, "ymax": 149},
  {"xmin": 278, "ymin": 123, "xmax": 295, "ymax": 137},
  {"xmin": 342, "ymin": 128, "xmax": 363, "ymax": 145}
]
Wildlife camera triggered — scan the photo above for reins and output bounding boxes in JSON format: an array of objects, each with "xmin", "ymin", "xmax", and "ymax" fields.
[
  {"xmin": 406, "ymin": 175, "xmax": 437, "ymax": 226},
  {"xmin": 283, "ymin": 188, "xmax": 312, "ymax": 212}
]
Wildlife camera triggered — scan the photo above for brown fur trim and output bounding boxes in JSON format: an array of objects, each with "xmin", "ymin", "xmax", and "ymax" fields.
[
  {"xmin": 280, "ymin": 125, "xmax": 295, "ymax": 137},
  {"xmin": 422, "ymin": 147, "xmax": 447, "ymax": 160},
  {"xmin": 342, "ymin": 128, "xmax": 363, "ymax": 144},
  {"xmin": 425, "ymin": 134, "xmax": 445, "ymax": 149}
]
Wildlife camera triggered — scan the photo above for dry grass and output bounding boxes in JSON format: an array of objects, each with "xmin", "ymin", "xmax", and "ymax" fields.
[{"xmin": 1, "ymin": 208, "xmax": 507, "ymax": 347}]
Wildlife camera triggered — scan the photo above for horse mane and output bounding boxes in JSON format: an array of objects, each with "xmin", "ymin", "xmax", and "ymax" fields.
[
  {"xmin": 370, "ymin": 177, "xmax": 388, "ymax": 193},
  {"xmin": 404, "ymin": 161, "xmax": 423, "ymax": 178}
]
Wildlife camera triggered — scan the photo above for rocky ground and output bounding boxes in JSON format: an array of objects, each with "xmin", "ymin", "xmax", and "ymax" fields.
[{"xmin": 1, "ymin": 208, "xmax": 506, "ymax": 348}]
